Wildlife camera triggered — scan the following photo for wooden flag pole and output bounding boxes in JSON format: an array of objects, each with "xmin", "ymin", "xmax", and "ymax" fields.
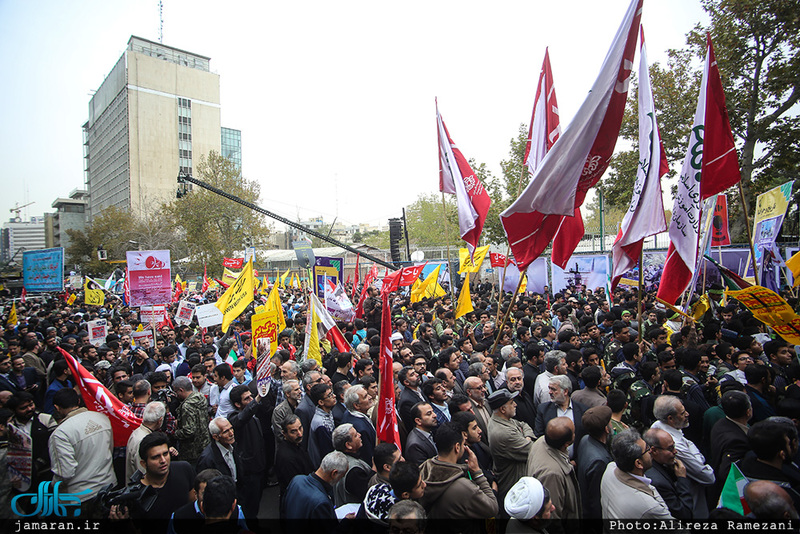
[
  {"xmin": 441, "ymin": 192, "xmax": 456, "ymax": 304},
  {"xmin": 490, "ymin": 275, "xmax": 524, "ymax": 355},
  {"xmin": 738, "ymin": 182, "xmax": 760, "ymax": 286},
  {"xmin": 637, "ymin": 250, "xmax": 644, "ymax": 341}
]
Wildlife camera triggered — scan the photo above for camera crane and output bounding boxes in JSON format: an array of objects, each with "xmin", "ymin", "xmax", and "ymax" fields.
[{"xmin": 176, "ymin": 171, "xmax": 398, "ymax": 271}]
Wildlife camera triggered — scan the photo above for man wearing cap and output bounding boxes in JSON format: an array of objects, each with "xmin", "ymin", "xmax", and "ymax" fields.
[
  {"xmin": 487, "ymin": 389, "xmax": 535, "ymax": 499},
  {"xmin": 526, "ymin": 417, "xmax": 581, "ymax": 528},
  {"xmin": 504, "ymin": 477, "xmax": 555, "ymax": 534},
  {"xmin": 576, "ymin": 406, "xmax": 614, "ymax": 519}
]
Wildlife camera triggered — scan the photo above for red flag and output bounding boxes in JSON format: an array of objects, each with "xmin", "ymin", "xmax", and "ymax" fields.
[
  {"xmin": 214, "ymin": 277, "xmax": 229, "ymax": 289},
  {"xmin": 172, "ymin": 280, "xmax": 182, "ymax": 303},
  {"xmin": 500, "ymin": 0, "xmax": 642, "ymax": 270},
  {"xmin": 551, "ymin": 210, "xmax": 585, "ymax": 269},
  {"xmin": 382, "ymin": 264, "xmax": 426, "ymax": 293},
  {"xmin": 326, "ymin": 326, "xmax": 350, "ymax": 354},
  {"xmin": 20, "ymin": 288, "xmax": 26, "ymax": 304},
  {"xmin": 490, "ymin": 252, "xmax": 514, "ymax": 268},
  {"xmin": 352, "ymin": 254, "xmax": 360, "ymax": 301},
  {"xmin": 201, "ymin": 264, "xmax": 210, "ymax": 293},
  {"xmin": 58, "ymin": 347, "xmax": 141, "ymax": 447},
  {"xmin": 711, "ymin": 194, "xmax": 731, "ymax": 246},
  {"xmin": 437, "ymin": 101, "xmax": 492, "ymax": 255},
  {"xmin": 223, "ymin": 257, "xmax": 244, "ymax": 269},
  {"xmin": 376, "ymin": 290, "xmax": 401, "ymax": 449},
  {"xmin": 355, "ymin": 264, "xmax": 380, "ymax": 319},
  {"xmin": 658, "ymin": 35, "xmax": 741, "ymax": 304},
  {"xmin": 123, "ymin": 268, "xmax": 131, "ymax": 305}
]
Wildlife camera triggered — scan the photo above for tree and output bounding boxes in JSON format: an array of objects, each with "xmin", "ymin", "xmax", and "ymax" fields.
[
  {"xmin": 162, "ymin": 151, "xmax": 271, "ymax": 277},
  {"xmin": 403, "ymin": 193, "xmax": 461, "ymax": 248}
]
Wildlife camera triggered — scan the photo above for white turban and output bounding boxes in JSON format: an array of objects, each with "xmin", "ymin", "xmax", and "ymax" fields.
[
  {"xmin": 504, "ymin": 476, "xmax": 545, "ymax": 521},
  {"xmin": 155, "ymin": 363, "xmax": 172, "ymax": 374}
]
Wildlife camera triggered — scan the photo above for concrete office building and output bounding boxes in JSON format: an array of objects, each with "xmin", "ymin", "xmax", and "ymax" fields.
[
  {"xmin": 83, "ymin": 36, "xmax": 223, "ymax": 220},
  {"xmin": 1, "ymin": 217, "xmax": 46, "ymax": 264},
  {"xmin": 44, "ymin": 190, "xmax": 88, "ymax": 251}
]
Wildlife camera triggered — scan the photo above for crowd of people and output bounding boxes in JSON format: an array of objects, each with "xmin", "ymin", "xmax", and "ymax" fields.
[{"xmin": 0, "ymin": 276, "xmax": 799, "ymax": 533}]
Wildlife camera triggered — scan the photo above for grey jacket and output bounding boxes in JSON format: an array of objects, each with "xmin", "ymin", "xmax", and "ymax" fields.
[{"xmin": 487, "ymin": 413, "xmax": 535, "ymax": 498}]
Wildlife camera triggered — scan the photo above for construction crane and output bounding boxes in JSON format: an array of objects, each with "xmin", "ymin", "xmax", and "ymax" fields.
[{"xmin": 9, "ymin": 202, "xmax": 34, "ymax": 221}]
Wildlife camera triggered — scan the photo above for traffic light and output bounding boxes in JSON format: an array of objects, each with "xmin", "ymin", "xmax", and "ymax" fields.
[{"xmin": 388, "ymin": 218, "xmax": 403, "ymax": 264}]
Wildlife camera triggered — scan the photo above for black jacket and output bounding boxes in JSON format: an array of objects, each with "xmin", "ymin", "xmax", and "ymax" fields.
[
  {"xmin": 510, "ymin": 389, "xmax": 537, "ymax": 430},
  {"xmin": 275, "ymin": 438, "xmax": 314, "ymax": 495},
  {"xmin": 534, "ymin": 399, "xmax": 589, "ymax": 457},
  {"xmin": 709, "ymin": 418, "xmax": 750, "ymax": 482},
  {"xmin": 228, "ymin": 397, "xmax": 271, "ymax": 475},
  {"xmin": 575, "ymin": 435, "xmax": 612, "ymax": 519},
  {"xmin": 397, "ymin": 386, "xmax": 425, "ymax": 431},
  {"xmin": 645, "ymin": 461, "xmax": 694, "ymax": 519},
  {"xmin": 405, "ymin": 427, "xmax": 437, "ymax": 467},
  {"xmin": 196, "ymin": 441, "xmax": 244, "ymax": 484}
]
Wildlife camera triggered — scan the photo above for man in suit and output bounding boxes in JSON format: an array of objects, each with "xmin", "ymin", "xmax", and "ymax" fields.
[
  {"xmin": 576, "ymin": 406, "xmax": 614, "ymax": 520},
  {"xmin": 464, "ymin": 376, "xmax": 490, "ymax": 445},
  {"xmin": 534, "ymin": 374, "xmax": 588, "ymax": 459},
  {"xmin": 643, "ymin": 428, "xmax": 694, "ymax": 519},
  {"xmin": 341, "ymin": 384, "xmax": 377, "ymax": 466},
  {"xmin": 197, "ymin": 418, "xmax": 243, "ymax": 486},
  {"xmin": 404, "ymin": 402, "xmax": 438, "ymax": 467},
  {"xmin": 709, "ymin": 390, "xmax": 752, "ymax": 500},
  {"xmin": 505, "ymin": 367, "xmax": 536, "ymax": 430},
  {"xmin": 397, "ymin": 366, "xmax": 425, "ymax": 431}
]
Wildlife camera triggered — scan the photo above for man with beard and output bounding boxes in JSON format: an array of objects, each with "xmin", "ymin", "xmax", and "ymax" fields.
[
  {"xmin": 274, "ymin": 415, "xmax": 314, "ymax": 496},
  {"xmin": 643, "ymin": 428, "xmax": 693, "ymax": 519}
]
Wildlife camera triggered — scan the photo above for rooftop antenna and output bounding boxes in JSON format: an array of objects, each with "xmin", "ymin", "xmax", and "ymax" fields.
[{"xmin": 158, "ymin": 0, "xmax": 164, "ymax": 43}]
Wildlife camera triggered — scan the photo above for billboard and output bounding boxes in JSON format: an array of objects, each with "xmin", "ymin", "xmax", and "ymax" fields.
[
  {"xmin": 22, "ymin": 247, "xmax": 64, "ymax": 292},
  {"xmin": 126, "ymin": 250, "xmax": 171, "ymax": 307}
]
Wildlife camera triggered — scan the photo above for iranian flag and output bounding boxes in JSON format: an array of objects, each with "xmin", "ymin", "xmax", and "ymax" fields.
[
  {"xmin": 611, "ymin": 28, "xmax": 668, "ymax": 290},
  {"xmin": 437, "ymin": 100, "xmax": 492, "ymax": 256},
  {"xmin": 717, "ymin": 463, "xmax": 750, "ymax": 515},
  {"xmin": 657, "ymin": 35, "xmax": 742, "ymax": 305},
  {"xmin": 500, "ymin": 0, "xmax": 643, "ymax": 270}
]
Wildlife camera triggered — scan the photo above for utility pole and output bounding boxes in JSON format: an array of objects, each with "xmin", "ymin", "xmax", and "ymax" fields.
[{"xmin": 599, "ymin": 190, "xmax": 605, "ymax": 252}]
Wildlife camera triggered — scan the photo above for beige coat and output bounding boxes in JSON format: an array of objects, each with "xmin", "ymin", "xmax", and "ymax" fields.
[
  {"xmin": 599, "ymin": 462, "xmax": 674, "ymax": 520},
  {"xmin": 487, "ymin": 413, "xmax": 535, "ymax": 497},
  {"xmin": 526, "ymin": 436, "xmax": 581, "ymax": 522}
]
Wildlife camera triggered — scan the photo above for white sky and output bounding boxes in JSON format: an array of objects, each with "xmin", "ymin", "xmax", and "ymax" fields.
[{"xmin": 0, "ymin": 0, "xmax": 707, "ymax": 233}]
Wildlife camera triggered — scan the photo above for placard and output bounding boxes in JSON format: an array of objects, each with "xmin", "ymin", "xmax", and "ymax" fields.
[
  {"xmin": 88, "ymin": 319, "xmax": 108, "ymax": 347},
  {"xmin": 22, "ymin": 247, "xmax": 64, "ymax": 292},
  {"xmin": 175, "ymin": 300, "xmax": 197, "ymax": 326},
  {"xmin": 127, "ymin": 250, "xmax": 171, "ymax": 306},
  {"xmin": 139, "ymin": 305, "xmax": 167, "ymax": 325},
  {"xmin": 196, "ymin": 303, "xmax": 224, "ymax": 327},
  {"xmin": 132, "ymin": 329, "xmax": 155, "ymax": 347}
]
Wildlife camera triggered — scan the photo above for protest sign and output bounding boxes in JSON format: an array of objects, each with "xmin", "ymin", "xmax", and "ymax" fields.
[
  {"xmin": 313, "ymin": 256, "xmax": 343, "ymax": 299},
  {"xmin": 127, "ymin": 250, "xmax": 171, "ymax": 306},
  {"xmin": 251, "ymin": 309, "xmax": 280, "ymax": 359},
  {"xmin": 223, "ymin": 257, "xmax": 244, "ymax": 269},
  {"xmin": 139, "ymin": 305, "xmax": 167, "ymax": 325},
  {"xmin": 132, "ymin": 329, "xmax": 155, "ymax": 347},
  {"xmin": 175, "ymin": 300, "xmax": 197, "ymax": 326},
  {"xmin": 22, "ymin": 247, "xmax": 64, "ymax": 292},
  {"xmin": 196, "ymin": 303, "xmax": 224, "ymax": 327},
  {"xmin": 256, "ymin": 339, "xmax": 272, "ymax": 397},
  {"xmin": 216, "ymin": 259, "xmax": 255, "ymax": 331},
  {"xmin": 88, "ymin": 319, "xmax": 108, "ymax": 347}
]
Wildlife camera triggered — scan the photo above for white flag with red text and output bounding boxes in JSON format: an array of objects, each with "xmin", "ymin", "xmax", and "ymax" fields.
[{"xmin": 611, "ymin": 28, "xmax": 668, "ymax": 290}]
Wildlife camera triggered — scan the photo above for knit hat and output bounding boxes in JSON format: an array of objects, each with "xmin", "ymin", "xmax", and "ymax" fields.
[{"xmin": 504, "ymin": 476, "xmax": 545, "ymax": 521}]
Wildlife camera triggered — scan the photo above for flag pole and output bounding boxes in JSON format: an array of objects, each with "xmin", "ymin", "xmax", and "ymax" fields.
[
  {"xmin": 738, "ymin": 182, "xmax": 760, "ymax": 286},
  {"xmin": 441, "ymin": 192, "xmax": 455, "ymax": 304},
  {"xmin": 490, "ymin": 275, "xmax": 524, "ymax": 355},
  {"xmin": 637, "ymin": 250, "xmax": 644, "ymax": 341}
]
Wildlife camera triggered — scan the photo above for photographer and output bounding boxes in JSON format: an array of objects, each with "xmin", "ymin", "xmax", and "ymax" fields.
[{"xmin": 111, "ymin": 432, "xmax": 195, "ymax": 528}]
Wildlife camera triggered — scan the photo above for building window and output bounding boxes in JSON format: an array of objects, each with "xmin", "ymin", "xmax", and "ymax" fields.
[{"xmin": 177, "ymin": 98, "xmax": 192, "ymax": 176}]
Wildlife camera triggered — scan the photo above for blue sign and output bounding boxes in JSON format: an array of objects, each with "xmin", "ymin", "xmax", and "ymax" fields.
[
  {"xmin": 22, "ymin": 247, "xmax": 64, "ymax": 292},
  {"xmin": 11, "ymin": 481, "xmax": 90, "ymax": 517}
]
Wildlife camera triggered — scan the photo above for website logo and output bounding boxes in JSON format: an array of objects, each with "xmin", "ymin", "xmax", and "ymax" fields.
[{"xmin": 11, "ymin": 481, "xmax": 91, "ymax": 517}]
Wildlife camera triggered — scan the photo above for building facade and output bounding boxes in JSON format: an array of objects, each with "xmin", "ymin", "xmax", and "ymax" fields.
[
  {"xmin": 83, "ymin": 36, "xmax": 223, "ymax": 220},
  {"xmin": 44, "ymin": 190, "xmax": 88, "ymax": 252},
  {"xmin": 1, "ymin": 217, "xmax": 46, "ymax": 264},
  {"xmin": 221, "ymin": 127, "xmax": 242, "ymax": 170}
]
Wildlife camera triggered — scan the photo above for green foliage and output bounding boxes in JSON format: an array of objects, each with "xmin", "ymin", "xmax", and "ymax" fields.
[
  {"xmin": 163, "ymin": 151, "xmax": 271, "ymax": 277},
  {"xmin": 403, "ymin": 193, "xmax": 462, "ymax": 248}
]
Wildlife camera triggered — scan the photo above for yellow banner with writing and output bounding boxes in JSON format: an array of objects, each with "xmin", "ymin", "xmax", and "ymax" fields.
[
  {"xmin": 458, "ymin": 245, "xmax": 490, "ymax": 274},
  {"xmin": 251, "ymin": 309, "xmax": 280, "ymax": 359},
  {"xmin": 215, "ymin": 259, "xmax": 255, "ymax": 331},
  {"xmin": 222, "ymin": 268, "xmax": 241, "ymax": 288},
  {"xmin": 725, "ymin": 285, "xmax": 800, "ymax": 344}
]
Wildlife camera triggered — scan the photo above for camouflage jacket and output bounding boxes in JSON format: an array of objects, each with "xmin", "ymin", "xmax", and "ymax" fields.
[{"xmin": 174, "ymin": 391, "xmax": 211, "ymax": 463}]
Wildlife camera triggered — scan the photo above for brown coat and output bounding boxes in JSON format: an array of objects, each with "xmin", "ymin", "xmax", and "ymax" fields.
[
  {"xmin": 526, "ymin": 436, "xmax": 581, "ymax": 522},
  {"xmin": 419, "ymin": 457, "xmax": 498, "ymax": 526}
]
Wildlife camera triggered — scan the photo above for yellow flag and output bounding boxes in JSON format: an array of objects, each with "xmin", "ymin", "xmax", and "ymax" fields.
[
  {"xmin": 291, "ymin": 273, "xmax": 300, "ymax": 288},
  {"xmin": 266, "ymin": 284, "xmax": 287, "ymax": 333},
  {"xmin": 7, "ymin": 302, "xmax": 17, "ymax": 326},
  {"xmin": 455, "ymin": 273, "xmax": 474, "ymax": 319},
  {"xmin": 254, "ymin": 305, "xmax": 266, "ymax": 314},
  {"xmin": 412, "ymin": 265, "xmax": 440, "ymax": 303},
  {"xmin": 306, "ymin": 309, "xmax": 322, "ymax": 366},
  {"xmin": 66, "ymin": 293, "xmax": 77, "ymax": 305},
  {"xmin": 85, "ymin": 286, "xmax": 105, "ymax": 306},
  {"xmin": 519, "ymin": 273, "xmax": 527, "ymax": 294},
  {"xmin": 458, "ymin": 245, "xmax": 490, "ymax": 274},
  {"xmin": 215, "ymin": 258, "xmax": 255, "ymax": 331},
  {"xmin": 136, "ymin": 323, "xmax": 144, "ymax": 332},
  {"xmin": 222, "ymin": 268, "xmax": 241, "ymax": 287},
  {"xmin": 260, "ymin": 276, "xmax": 269, "ymax": 294},
  {"xmin": 279, "ymin": 269, "xmax": 290, "ymax": 288},
  {"xmin": 787, "ymin": 250, "xmax": 800, "ymax": 287},
  {"xmin": 175, "ymin": 273, "xmax": 183, "ymax": 285},
  {"xmin": 691, "ymin": 294, "xmax": 710, "ymax": 320}
]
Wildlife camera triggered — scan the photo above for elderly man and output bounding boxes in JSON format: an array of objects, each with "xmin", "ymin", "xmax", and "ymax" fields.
[
  {"xmin": 506, "ymin": 367, "xmax": 537, "ymax": 431},
  {"xmin": 487, "ymin": 389, "xmax": 535, "ymax": 499},
  {"xmin": 643, "ymin": 428, "xmax": 694, "ymax": 519},
  {"xmin": 533, "ymin": 351, "xmax": 568, "ymax": 408},
  {"xmin": 576, "ymin": 406, "xmax": 614, "ymax": 519},
  {"xmin": 600, "ymin": 429, "xmax": 673, "ymax": 519},
  {"xmin": 295, "ymin": 370, "xmax": 325, "ymax": 447},
  {"xmin": 172, "ymin": 375, "xmax": 211, "ymax": 466},
  {"xmin": 464, "ymin": 376, "xmax": 490, "ymax": 444},
  {"xmin": 650, "ymin": 395, "xmax": 714, "ymax": 517},
  {"xmin": 342, "ymin": 384, "xmax": 377, "ymax": 465},
  {"xmin": 125, "ymin": 401, "xmax": 165, "ymax": 482},
  {"xmin": 331, "ymin": 423, "xmax": 373, "ymax": 507},
  {"xmin": 534, "ymin": 375, "xmax": 588, "ymax": 459},
  {"xmin": 197, "ymin": 418, "xmax": 242, "ymax": 485},
  {"xmin": 271, "ymin": 379, "xmax": 302, "ymax": 441},
  {"xmin": 283, "ymin": 451, "xmax": 351, "ymax": 530},
  {"xmin": 526, "ymin": 417, "xmax": 581, "ymax": 528}
]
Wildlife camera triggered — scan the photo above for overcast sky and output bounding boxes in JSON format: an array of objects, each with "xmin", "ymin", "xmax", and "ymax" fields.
[{"xmin": 0, "ymin": 0, "xmax": 707, "ymax": 234}]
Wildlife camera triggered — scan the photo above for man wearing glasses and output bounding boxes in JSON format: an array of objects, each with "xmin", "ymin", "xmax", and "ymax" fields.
[
  {"xmin": 643, "ymin": 428, "xmax": 693, "ymax": 519},
  {"xmin": 600, "ymin": 429, "xmax": 674, "ymax": 519},
  {"xmin": 464, "ymin": 376, "xmax": 490, "ymax": 445}
]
